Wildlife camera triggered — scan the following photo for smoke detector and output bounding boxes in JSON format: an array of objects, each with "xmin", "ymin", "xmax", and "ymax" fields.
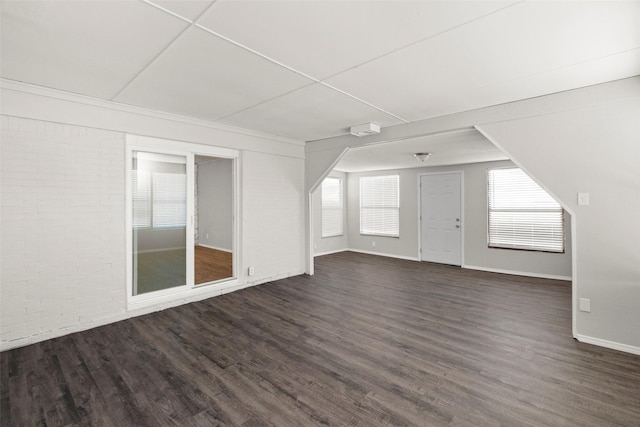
[{"xmin": 350, "ymin": 122, "xmax": 381, "ymax": 137}]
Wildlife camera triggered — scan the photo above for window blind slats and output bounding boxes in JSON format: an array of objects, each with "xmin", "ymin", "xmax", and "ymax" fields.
[
  {"xmin": 321, "ymin": 177, "xmax": 343, "ymax": 237},
  {"xmin": 152, "ymin": 172, "xmax": 186, "ymax": 228},
  {"xmin": 488, "ymin": 168, "xmax": 564, "ymax": 252},
  {"xmin": 132, "ymin": 170, "xmax": 151, "ymax": 228},
  {"xmin": 132, "ymin": 170, "xmax": 186, "ymax": 229},
  {"xmin": 360, "ymin": 175, "xmax": 399, "ymax": 237}
]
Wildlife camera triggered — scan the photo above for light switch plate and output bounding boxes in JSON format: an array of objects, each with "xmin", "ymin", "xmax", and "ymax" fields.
[
  {"xmin": 579, "ymin": 298, "xmax": 591, "ymax": 312},
  {"xmin": 578, "ymin": 192, "xmax": 590, "ymax": 206}
]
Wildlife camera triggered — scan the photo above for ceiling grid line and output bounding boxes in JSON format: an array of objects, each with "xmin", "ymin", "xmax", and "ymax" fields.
[
  {"xmin": 194, "ymin": 23, "xmax": 408, "ymax": 124},
  {"xmin": 319, "ymin": 82, "xmax": 409, "ymax": 123},
  {"xmin": 110, "ymin": 0, "xmax": 216, "ymax": 101},
  {"xmin": 318, "ymin": 0, "xmax": 526, "ymax": 83},
  {"xmin": 3, "ymin": 0, "xmax": 638, "ymax": 143}
]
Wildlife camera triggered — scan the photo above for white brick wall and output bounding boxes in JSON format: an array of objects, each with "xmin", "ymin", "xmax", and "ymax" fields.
[
  {"xmin": 1, "ymin": 116, "xmax": 127, "ymax": 346},
  {"xmin": 1, "ymin": 116, "xmax": 307, "ymax": 350}
]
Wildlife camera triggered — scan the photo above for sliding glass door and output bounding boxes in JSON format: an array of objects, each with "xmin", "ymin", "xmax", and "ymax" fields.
[
  {"xmin": 132, "ymin": 151, "xmax": 188, "ymax": 296},
  {"xmin": 126, "ymin": 135, "xmax": 238, "ymax": 308}
]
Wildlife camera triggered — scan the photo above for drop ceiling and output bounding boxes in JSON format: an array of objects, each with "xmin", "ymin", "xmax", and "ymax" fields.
[{"xmin": 2, "ymin": 0, "xmax": 639, "ymax": 148}]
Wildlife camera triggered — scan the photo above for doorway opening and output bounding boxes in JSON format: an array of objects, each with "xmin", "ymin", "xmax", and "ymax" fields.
[{"xmin": 194, "ymin": 155, "xmax": 234, "ymax": 285}]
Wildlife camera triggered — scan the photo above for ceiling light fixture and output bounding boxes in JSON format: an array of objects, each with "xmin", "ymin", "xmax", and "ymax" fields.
[
  {"xmin": 350, "ymin": 122, "xmax": 381, "ymax": 137},
  {"xmin": 414, "ymin": 152, "xmax": 432, "ymax": 162}
]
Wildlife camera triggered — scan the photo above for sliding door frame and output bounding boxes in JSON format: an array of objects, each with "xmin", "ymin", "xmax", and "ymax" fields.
[{"xmin": 125, "ymin": 135, "xmax": 239, "ymax": 311}]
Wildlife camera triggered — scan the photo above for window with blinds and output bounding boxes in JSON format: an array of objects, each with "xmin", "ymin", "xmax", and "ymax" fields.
[
  {"xmin": 321, "ymin": 177, "xmax": 343, "ymax": 237},
  {"xmin": 132, "ymin": 170, "xmax": 186, "ymax": 229},
  {"xmin": 487, "ymin": 167, "xmax": 564, "ymax": 252},
  {"xmin": 152, "ymin": 172, "xmax": 187, "ymax": 228},
  {"xmin": 132, "ymin": 170, "xmax": 151, "ymax": 228},
  {"xmin": 360, "ymin": 175, "xmax": 399, "ymax": 237}
]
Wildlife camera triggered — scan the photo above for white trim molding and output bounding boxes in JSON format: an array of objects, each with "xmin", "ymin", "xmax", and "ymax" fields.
[
  {"xmin": 463, "ymin": 264, "xmax": 572, "ymax": 281},
  {"xmin": 347, "ymin": 249, "xmax": 420, "ymax": 262},
  {"xmin": 0, "ymin": 78, "xmax": 304, "ymax": 159},
  {"xmin": 314, "ymin": 248, "xmax": 349, "ymax": 257},
  {"xmin": 575, "ymin": 334, "xmax": 640, "ymax": 356},
  {"xmin": 197, "ymin": 244, "xmax": 232, "ymax": 253}
]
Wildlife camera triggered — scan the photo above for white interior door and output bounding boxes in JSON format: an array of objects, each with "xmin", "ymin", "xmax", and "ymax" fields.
[{"xmin": 420, "ymin": 173, "xmax": 462, "ymax": 266}]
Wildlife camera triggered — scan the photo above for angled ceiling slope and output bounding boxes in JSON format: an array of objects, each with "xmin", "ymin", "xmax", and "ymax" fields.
[{"xmin": 1, "ymin": 0, "xmax": 639, "ymax": 143}]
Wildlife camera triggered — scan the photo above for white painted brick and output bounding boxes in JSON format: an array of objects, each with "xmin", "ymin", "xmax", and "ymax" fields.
[
  {"xmin": 1, "ymin": 116, "xmax": 128, "ymax": 346},
  {"xmin": 2, "ymin": 115, "xmax": 305, "ymax": 350}
]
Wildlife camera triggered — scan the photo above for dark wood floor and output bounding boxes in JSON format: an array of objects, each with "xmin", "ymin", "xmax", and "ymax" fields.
[{"xmin": 2, "ymin": 252, "xmax": 640, "ymax": 426}]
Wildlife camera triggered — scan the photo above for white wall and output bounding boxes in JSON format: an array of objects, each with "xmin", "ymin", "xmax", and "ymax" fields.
[
  {"xmin": 312, "ymin": 171, "xmax": 349, "ymax": 255},
  {"xmin": 1, "ymin": 117, "xmax": 128, "ymax": 344},
  {"xmin": 197, "ymin": 158, "xmax": 233, "ymax": 252},
  {"xmin": 243, "ymin": 151, "xmax": 305, "ymax": 282},
  {"xmin": 305, "ymin": 77, "xmax": 638, "ymax": 355},
  {"xmin": 478, "ymin": 96, "xmax": 640, "ymax": 352},
  {"xmin": 341, "ymin": 162, "xmax": 572, "ymax": 278},
  {"xmin": 0, "ymin": 83, "xmax": 306, "ymax": 350}
]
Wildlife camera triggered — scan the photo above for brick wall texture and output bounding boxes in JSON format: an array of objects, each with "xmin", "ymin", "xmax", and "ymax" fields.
[{"xmin": 1, "ymin": 116, "xmax": 127, "ymax": 345}]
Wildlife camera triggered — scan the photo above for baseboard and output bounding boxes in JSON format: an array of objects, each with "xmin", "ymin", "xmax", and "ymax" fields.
[
  {"xmin": 0, "ymin": 312, "xmax": 130, "ymax": 352},
  {"xmin": 314, "ymin": 248, "xmax": 348, "ymax": 257},
  {"xmin": 575, "ymin": 334, "xmax": 640, "ymax": 356},
  {"xmin": 347, "ymin": 249, "xmax": 420, "ymax": 262},
  {"xmin": 197, "ymin": 244, "xmax": 232, "ymax": 253},
  {"xmin": 0, "ymin": 269, "xmax": 305, "ymax": 352},
  {"xmin": 463, "ymin": 264, "xmax": 572, "ymax": 281}
]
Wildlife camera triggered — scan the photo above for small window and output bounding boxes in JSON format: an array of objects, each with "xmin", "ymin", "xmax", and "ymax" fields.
[
  {"xmin": 321, "ymin": 177, "xmax": 343, "ymax": 237},
  {"xmin": 360, "ymin": 175, "xmax": 399, "ymax": 237},
  {"xmin": 488, "ymin": 167, "xmax": 564, "ymax": 252}
]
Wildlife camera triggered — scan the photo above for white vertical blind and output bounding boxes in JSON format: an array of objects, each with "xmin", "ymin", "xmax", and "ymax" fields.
[
  {"xmin": 488, "ymin": 168, "xmax": 564, "ymax": 252},
  {"xmin": 321, "ymin": 177, "xmax": 343, "ymax": 237},
  {"xmin": 360, "ymin": 175, "xmax": 400, "ymax": 237}
]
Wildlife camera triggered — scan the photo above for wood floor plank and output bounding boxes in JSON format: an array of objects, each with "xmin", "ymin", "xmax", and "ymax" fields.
[{"xmin": 2, "ymin": 251, "xmax": 640, "ymax": 426}]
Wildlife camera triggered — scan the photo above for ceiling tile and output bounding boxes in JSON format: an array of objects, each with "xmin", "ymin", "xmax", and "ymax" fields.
[
  {"xmin": 149, "ymin": 0, "xmax": 214, "ymax": 21},
  {"xmin": 115, "ymin": 27, "xmax": 314, "ymax": 123},
  {"xmin": 462, "ymin": 48, "xmax": 640, "ymax": 117},
  {"xmin": 216, "ymin": 83, "xmax": 404, "ymax": 141},
  {"xmin": 0, "ymin": 0, "xmax": 189, "ymax": 99},
  {"xmin": 198, "ymin": 0, "xmax": 517, "ymax": 80},
  {"xmin": 325, "ymin": 1, "xmax": 640, "ymax": 121}
]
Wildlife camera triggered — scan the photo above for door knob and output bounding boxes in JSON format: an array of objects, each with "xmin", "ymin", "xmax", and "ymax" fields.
[{"xmin": 456, "ymin": 225, "xmax": 460, "ymax": 229}]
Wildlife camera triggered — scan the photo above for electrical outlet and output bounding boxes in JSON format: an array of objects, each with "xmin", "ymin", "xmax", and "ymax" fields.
[
  {"xmin": 372, "ymin": 241, "xmax": 376, "ymax": 247},
  {"xmin": 206, "ymin": 233, "xmax": 209, "ymax": 239},
  {"xmin": 248, "ymin": 266, "xmax": 255, "ymax": 276},
  {"xmin": 579, "ymin": 298, "xmax": 591, "ymax": 312}
]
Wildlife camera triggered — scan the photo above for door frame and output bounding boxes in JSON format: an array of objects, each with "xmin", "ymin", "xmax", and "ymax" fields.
[
  {"xmin": 417, "ymin": 171, "xmax": 464, "ymax": 265},
  {"xmin": 125, "ymin": 135, "xmax": 240, "ymax": 311}
]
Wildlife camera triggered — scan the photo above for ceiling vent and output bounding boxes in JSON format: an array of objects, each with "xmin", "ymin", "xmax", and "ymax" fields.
[{"xmin": 350, "ymin": 122, "xmax": 381, "ymax": 137}]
